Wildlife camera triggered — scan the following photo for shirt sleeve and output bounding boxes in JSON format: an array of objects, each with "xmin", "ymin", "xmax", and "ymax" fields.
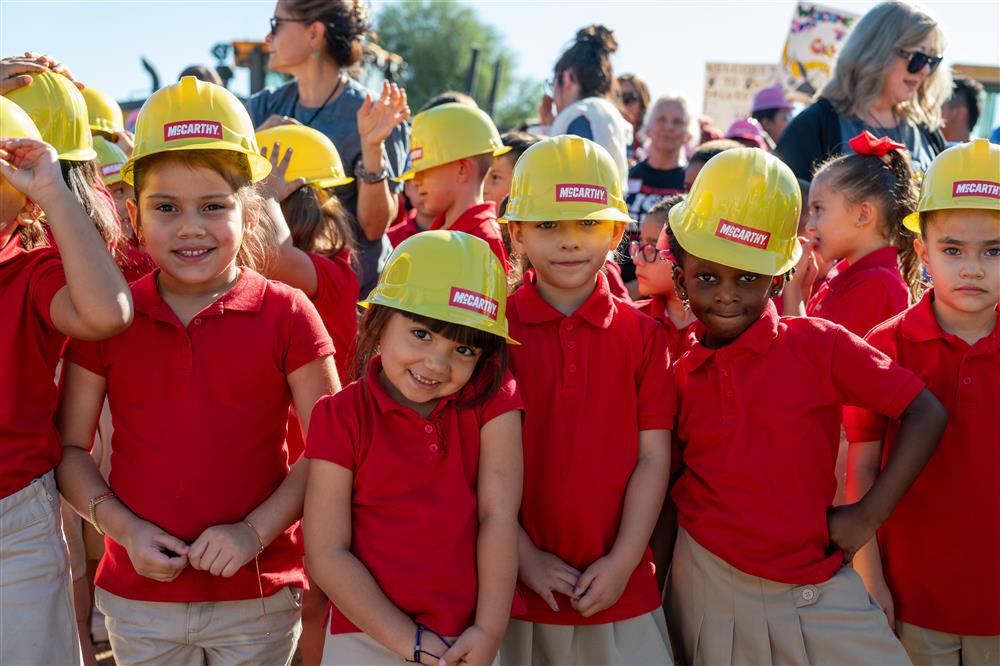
[
  {"xmin": 832, "ymin": 279, "xmax": 907, "ymax": 339},
  {"xmin": 636, "ymin": 316, "xmax": 676, "ymax": 431},
  {"xmin": 28, "ymin": 251, "xmax": 67, "ymax": 332},
  {"xmin": 304, "ymin": 392, "xmax": 357, "ymax": 471},
  {"xmin": 830, "ymin": 325, "xmax": 923, "ymax": 419},
  {"xmin": 565, "ymin": 115, "xmax": 594, "ymax": 140},
  {"xmin": 283, "ymin": 289, "xmax": 336, "ymax": 375},
  {"xmin": 842, "ymin": 325, "xmax": 897, "ymax": 443},
  {"xmin": 64, "ymin": 338, "xmax": 107, "ymax": 377},
  {"xmin": 478, "ymin": 370, "xmax": 524, "ymax": 425}
]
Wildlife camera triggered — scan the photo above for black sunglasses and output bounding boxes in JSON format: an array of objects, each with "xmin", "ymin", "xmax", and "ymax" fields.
[
  {"xmin": 269, "ymin": 16, "xmax": 312, "ymax": 35},
  {"xmin": 897, "ymin": 49, "xmax": 943, "ymax": 74},
  {"xmin": 622, "ymin": 91, "xmax": 640, "ymax": 105}
]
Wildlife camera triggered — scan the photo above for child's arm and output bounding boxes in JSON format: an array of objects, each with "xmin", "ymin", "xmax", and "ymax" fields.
[
  {"xmin": 304, "ymin": 459, "xmax": 450, "ymax": 666},
  {"xmin": 188, "ymin": 356, "xmax": 338, "ymax": 577},
  {"xmin": 55, "ymin": 362, "xmax": 189, "ymax": 581},
  {"xmin": 828, "ymin": 389, "xmax": 946, "ymax": 560},
  {"xmin": 516, "ymin": 527, "xmax": 582, "ymax": 613},
  {"xmin": 441, "ymin": 411, "xmax": 523, "ymax": 666},
  {"xmin": 571, "ymin": 429, "xmax": 670, "ymax": 618},
  {"xmin": 0, "ymin": 138, "xmax": 131, "ymax": 339},
  {"xmin": 845, "ymin": 439, "xmax": 895, "ymax": 626}
]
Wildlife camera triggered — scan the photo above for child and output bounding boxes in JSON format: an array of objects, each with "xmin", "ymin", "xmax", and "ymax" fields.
[
  {"xmin": 664, "ymin": 147, "xmax": 947, "ymax": 665},
  {"xmin": 93, "ymin": 135, "xmax": 154, "ymax": 283},
  {"xmin": 500, "ymin": 135, "xmax": 674, "ymax": 665},
  {"xmin": 844, "ymin": 139, "xmax": 1000, "ymax": 665},
  {"xmin": 399, "ymin": 102, "xmax": 512, "ymax": 270},
  {"xmin": 54, "ymin": 77, "xmax": 339, "ymax": 666},
  {"xmin": 387, "ymin": 179, "xmax": 434, "ymax": 247},
  {"xmin": 786, "ymin": 131, "xmax": 921, "ymax": 333},
  {"xmin": 484, "ymin": 130, "xmax": 543, "ymax": 207},
  {"xmin": 682, "ymin": 138, "xmax": 741, "ymax": 191},
  {"xmin": 304, "ymin": 230, "xmax": 523, "ymax": 666},
  {"xmin": 0, "ymin": 96, "xmax": 132, "ymax": 666}
]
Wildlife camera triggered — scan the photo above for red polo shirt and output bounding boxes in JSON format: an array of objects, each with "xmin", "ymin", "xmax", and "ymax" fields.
[
  {"xmin": 65, "ymin": 269, "xmax": 334, "ymax": 602},
  {"xmin": 0, "ymin": 233, "xmax": 67, "ymax": 499},
  {"xmin": 387, "ymin": 208, "xmax": 424, "ymax": 248},
  {"xmin": 507, "ymin": 271, "xmax": 674, "ymax": 625},
  {"xmin": 807, "ymin": 246, "xmax": 908, "ymax": 337},
  {"xmin": 603, "ymin": 260, "xmax": 631, "ymax": 302},
  {"xmin": 119, "ymin": 239, "xmax": 156, "ymax": 284},
  {"xmin": 632, "ymin": 296, "xmax": 693, "ymax": 361},
  {"xmin": 430, "ymin": 202, "xmax": 510, "ymax": 272},
  {"xmin": 307, "ymin": 251, "xmax": 358, "ymax": 383},
  {"xmin": 672, "ymin": 303, "xmax": 924, "ymax": 585},
  {"xmin": 843, "ymin": 290, "xmax": 999, "ymax": 635},
  {"xmin": 306, "ymin": 358, "xmax": 524, "ymax": 636}
]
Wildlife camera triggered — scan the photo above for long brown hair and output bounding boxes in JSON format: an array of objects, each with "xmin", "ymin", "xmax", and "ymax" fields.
[
  {"xmin": 280, "ymin": 183, "xmax": 354, "ymax": 262},
  {"xmin": 62, "ymin": 160, "xmax": 121, "ymax": 255}
]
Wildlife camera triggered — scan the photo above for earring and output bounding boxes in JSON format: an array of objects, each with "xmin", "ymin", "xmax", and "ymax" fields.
[{"xmin": 311, "ymin": 50, "xmax": 321, "ymax": 58}]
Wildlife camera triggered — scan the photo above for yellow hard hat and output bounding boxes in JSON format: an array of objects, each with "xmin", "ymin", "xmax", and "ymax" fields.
[
  {"xmin": 903, "ymin": 138, "xmax": 1000, "ymax": 233},
  {"xmin": 4, "ymin": 71, "xmax": 96, "ymax": 161},
  {"xmin": 500, "ymin": 135, "xmax": 633, "ymax": 224},
  {"xmin": 82, "ymin": 87, "xmax": 125, "ymax": 136},
  {"xmin": 361, "ymin": 230, "xmax": 518, "ymax": 344},
  {"xmin": 121, "ymin": 76, "xmax": 271, "ymax": 185},
  {"xmin": 93, "ymin": 136, "xmax": 128, "ymax": 186},
  {"xmin": 0, "ymin": 95, "xmax": 43, "ymax": 141},
  {"xmin": 398, "ymin": 102, "xmax": 509, "ymax": 181},
  {"xmin": 669, "ymin": 147, "xmax": 802, "ymax": 276},
  {"xmin": 256, "ymin": 124, "xmax": 353, "ymax": 189}
]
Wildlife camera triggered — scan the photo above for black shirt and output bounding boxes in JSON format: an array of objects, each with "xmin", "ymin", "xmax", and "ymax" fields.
[{"xmin": 620, "ymin": 161, "xmax": 685, "ymax": 282}]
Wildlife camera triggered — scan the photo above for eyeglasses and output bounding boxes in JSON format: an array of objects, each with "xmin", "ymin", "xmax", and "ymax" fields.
[
  {"xmin": 269, "ymin": 16, "xmax": 312, "ymax": 36},
  {"xmin": 896, "ymin": 49, "xmax": 943, "ymax": 74},
  {"xmin": 621, "ymin": 92, "xmax": 640, "ymax": 105},
  {"xmin": 629, "ymin": 241, "xmax": 671, "ymax": 264}
]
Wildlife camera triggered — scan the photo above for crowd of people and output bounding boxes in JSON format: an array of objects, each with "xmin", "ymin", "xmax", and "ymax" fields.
[{"xmin": 1, "ymin": 1, "xmax": 998, "ymax": 665}]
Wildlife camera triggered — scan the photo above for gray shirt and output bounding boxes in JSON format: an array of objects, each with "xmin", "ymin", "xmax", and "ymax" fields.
[
  {"xmin": 838, "ymin": 115, "xmax": 937, "ymax": 175},
  {"xmin": 247, "ymin": 77, "xmax": 410, "ymax": 297}
]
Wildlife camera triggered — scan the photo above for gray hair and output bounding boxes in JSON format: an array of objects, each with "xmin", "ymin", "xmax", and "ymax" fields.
[{"xmin": 644, "ymin": 95, "xmax": 697, "ymax": 141}]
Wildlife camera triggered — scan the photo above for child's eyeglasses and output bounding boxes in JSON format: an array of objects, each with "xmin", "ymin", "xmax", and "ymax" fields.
[
  {"xmin": 629, "ymin": 241, "xmax": 671, "ymax": 263},
  {"xmin": 896, "ymin": 49, "xmax": 943, "ymax": 74},
  {"xmin": 269, "ymin": 16, "xmax": 312, "ymax": 36}
]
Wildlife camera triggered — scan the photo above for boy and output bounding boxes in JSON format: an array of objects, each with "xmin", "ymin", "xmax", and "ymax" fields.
[{"xmin": 845, "ymin": 138, "xmax": 1000, "ymax": 665}]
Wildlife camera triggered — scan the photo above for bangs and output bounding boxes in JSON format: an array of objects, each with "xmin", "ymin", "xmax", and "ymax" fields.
[{"xmin": 399, "ymin": 310, "xmax": 501, "ymax": 352}]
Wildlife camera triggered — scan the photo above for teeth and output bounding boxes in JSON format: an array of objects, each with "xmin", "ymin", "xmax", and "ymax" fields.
[
  {"xmin": 177, "ymin": 249, "xmax": 210, "ymax": 257},
  {"xmin": 409, "ymin": 370, "xmax": 440, "ymax": 386}
]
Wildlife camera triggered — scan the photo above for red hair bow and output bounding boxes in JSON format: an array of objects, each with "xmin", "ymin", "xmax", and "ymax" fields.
[{"xmin": 848, "ymin": 130, "xmax": 906, "ymax": 157}]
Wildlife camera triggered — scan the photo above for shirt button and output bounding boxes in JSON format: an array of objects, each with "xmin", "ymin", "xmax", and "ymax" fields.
[
  {"xmin": 815, "ymin": 304, "xmax": 823, "ymax": 311},
  {"xmin": 963, "ymin": 377, "xmax": 972, "ymax": 385},
  {"xmin": 428, "ymin": 443, "xmax": 439, "ymax": 453},
  {"xmin": 194, "ymin": 318, "xmax": 202, "ymax": 326},
  {"xmin": 567, "ymin": 340, "xmax": 576, "ymax": 350},
  {"xmin": 568, "ymin": 364, "xmax": 577, "ymax": 373},
  {"xmin": 565, "ymin": 322, "xmax": 574, "ymax": 331},
  {"xmin": 424, "ymin": 425, "xmax": 434, "ymax": 434},
  {"xmin": 802, "ymin": 588, "xmax": 815, "ymax": 601}
]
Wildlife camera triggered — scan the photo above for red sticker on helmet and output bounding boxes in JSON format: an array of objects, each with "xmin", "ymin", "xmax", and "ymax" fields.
[
  {"xmin": 952, "ymin": 180, "xmax": 1000, "ymax": 199},
  {"xmin": 555, "ymin": 184, "xmax": 608, "ymax": 204},
  {"xmin": 410, "ymin": 147, "xmax": 423, "ymax": 161},
  {"xmin": 163, "ymin": 121, "xmax": 223, "ymax": 141},
  {"xmin": 715, "ymin": 219, "xmax": 771, "ymax": 250},
  {"xmin": 449, "ymin": 287, "xmax": 498, "ymax": 320}
]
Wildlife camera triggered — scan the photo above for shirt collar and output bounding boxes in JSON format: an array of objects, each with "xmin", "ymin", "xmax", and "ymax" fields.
[
  {"xmin": 902, "ymin": 288, "xmax": 999, "ymax": 350},
  {"xmin": 515, "ymin": 270, "xmax": 616, "ymax": 329},
  {"xmin": 681, "ymin": 300, "xmax": 780, "ymax": 371},
  {"xmin": 134, "ymin": 268, "xmax": 267, "ymax": 323},
  {"xmin": 364, "ymin": 356, "xmax": 463, "ymax": 417},
  {"xmin": 829, "ymin": 246, "xmax": 899, "ymax": 287},
  {"xmin": 0, "ymin": 228, "xmax": 25, "ymax": 265},
  {"xmin": 430, "ymin": 202, "xmax": 496, "ymax": 233}
]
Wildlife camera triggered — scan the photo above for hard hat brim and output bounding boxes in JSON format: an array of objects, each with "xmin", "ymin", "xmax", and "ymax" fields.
[
  {"xmin": 396, "ymin": 145, "xmax": 512, "ymax": 182},
  {"xmin": 59, "ymin": 146, "xmax": 99, "ymax": 162},
  {"xmin": 313, "ymin": 175, "xmax": 354, "ymax": 189},
  {"xmin": 358, "ymin": 299, "xmax": 520, "ymax": 345},
  {"xmin": 499, "ymin": 206, "xmax": 634, "ymax": 225},
  {"xmin": 902, "ymin": 211, "xmax": 922, "ymax": 234},
  {"xmin": 121, "ymin": 144, "xmax": 272, "ymax": 186}
]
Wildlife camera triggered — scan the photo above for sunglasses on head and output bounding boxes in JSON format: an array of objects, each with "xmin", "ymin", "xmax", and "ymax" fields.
[{"xmin": 897, "ymin": 49, "xmax": 943, "ymax": 74}]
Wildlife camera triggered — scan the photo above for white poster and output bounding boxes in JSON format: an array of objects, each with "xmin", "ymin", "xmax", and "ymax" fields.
[
  {"xmin": 781, "ymin": 2, "xmax": 860, "ymax": 102},
  {"xmin": 703, "ymin": 62, "xmax": 783, "ymax": 130}
]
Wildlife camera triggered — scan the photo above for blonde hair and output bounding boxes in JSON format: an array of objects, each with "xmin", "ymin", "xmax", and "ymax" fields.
[{"xmin": 820, "ymin": 1, "xmax": 951, "ymax": 128}]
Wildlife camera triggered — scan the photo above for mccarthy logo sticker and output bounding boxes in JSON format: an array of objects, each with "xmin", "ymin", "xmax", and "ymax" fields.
[
  {"xmin": 163, "ymin": 121, "xmax": 223, "ymax": 141},
  {"xmin": 953, "ymin": 180, "xmax": 1000, "ymax": 199},
  {"xmin": 715, "ymin": 219, "xmax": 771, "ymax": 249},
  {"xmin": 449, "ymin": 287, "xmax": 498, "ymax": 320},
  {"xmin": 102, "ymin": 163, "xmax": 122, "ymax": 176},
  {"xmin": 410, "ymin": 147, "xmax": 423, "ymax": 161},
  {"xmin": 555, "ymin": 184, "xmax": 608, "ymax": 204}
]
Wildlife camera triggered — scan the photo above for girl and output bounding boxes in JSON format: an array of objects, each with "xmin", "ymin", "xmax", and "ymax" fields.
[
  {"xmin": 93, "ymin": 135, "xmax": 155, "ymax": 283},
  {"xmin": 785, "ymin": 131, "xmax": 920, "ymax": 336},
  {"xmin": 55, "ymin": 77, "xmax": 338, "ymax": 666},
  {"xmin": 501, "ymin": 136, "xmax": 674, "ymax": 665},
  {"xmin": 0, "ymin": 97, "xmax": 132, "ymax": 666},
  {"xmin": 664, "ymin": 147, "xmax": 947, "ymax": 665},
  {"xmin": 304, "ymin": 230, "xmax": 523, "ymax": 666}
]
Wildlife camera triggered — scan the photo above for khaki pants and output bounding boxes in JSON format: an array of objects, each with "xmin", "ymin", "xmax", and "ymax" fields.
[
  {"xmin": 668, "ymin": 527, "xmax": 910, "ymax": 666},
  {"xmin": 322, "ymin": 631, "xmax": 463, "ymax": 666},
  {"xmin": 499, "ymin": 609, "xmax": 673, "ymax": 666},
  {"xmin": 0, "ymin": 471, "xmax": 83, "ymax": 666},
  {"xmin": 898, "ymin": 621, "xmax": 999, "ymax": 666},
  {"xmin": 96, "ymin": 586, "xmax": 303, "ymax": 665}
]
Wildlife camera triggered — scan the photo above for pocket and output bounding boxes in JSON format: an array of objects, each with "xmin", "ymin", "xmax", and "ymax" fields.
[{"xmin": 280, "ymin": 585, "xmax": 303, "ymax": 611}]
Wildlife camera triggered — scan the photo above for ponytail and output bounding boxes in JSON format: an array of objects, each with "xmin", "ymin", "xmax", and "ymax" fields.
[
  {"xmin": 555, "ymin": 24, "xmax": 619, "ymax": 101},
  {"xmin": 883, "ymin": 149, "xmax": 922, "ymax": 300}
]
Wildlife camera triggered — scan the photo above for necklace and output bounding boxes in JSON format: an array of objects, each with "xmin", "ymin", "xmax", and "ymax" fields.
[{"xmin": 293, "ymin": 74, "xmax": 344, "ymax": 127}]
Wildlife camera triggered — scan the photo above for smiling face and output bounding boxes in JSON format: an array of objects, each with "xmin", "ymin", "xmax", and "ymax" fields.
[
  {"xmin": 129, "ymin": 160, "xmax": 248, "ymax": 295},
  {"xmin": 377, "ymin": 310, "xmax": 482, "ymax": 414},
  {"xmin": 881, "ymin": 32, "xmax": 939, "ymax": 108}
]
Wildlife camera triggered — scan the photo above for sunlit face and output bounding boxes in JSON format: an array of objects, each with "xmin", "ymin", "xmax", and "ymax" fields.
[
  {"xmin": 646, "ymin": 100, "xmax": 690, "ymax": 155},
  {"xmin": 483, "ymin": 154, "xmax": 515, "ymax": 206},
  {"xmin": 806, "ymin": 173, "xmax": 866, "ymax": 262},
  {"xmin": 633, "ymin": 216, "xmax": 674, "ymax": 297},
  {"xmin": 129, "ymin": 161, "xmax": 248, "ymax": 294},
  {"xmin": 620, "ymin": 81, "xmax": 643, "ymax": 126},
  {"xmin": 916, "ymin": 209, "xmax": 1000, "ymax": 317},
  {"xmin": 509, "ymin": 219, "xmax": 624, "ymax": 294},
  {"xmin": 411, "ymin": 161, "xmax": 462, "ymax": 216},
  {"xmin": 264, "ymin": 0, "xmax": 315, "ymax": 73},
  {"xmin": 759, "ymin": 109, "xmax": 793, "ymax": 142},
  {"xmin": 881, "ymin": 32, "xmax": 939, "ymax": 107},
  {"xmin": 378, "ymin": 311, "xmax": 482, "ymax": 414}
]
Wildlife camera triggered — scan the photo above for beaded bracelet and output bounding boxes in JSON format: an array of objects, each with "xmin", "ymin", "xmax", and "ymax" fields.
[{"xmin": 88, "ymin": 491, "xmax": 116, "ymax": 536}]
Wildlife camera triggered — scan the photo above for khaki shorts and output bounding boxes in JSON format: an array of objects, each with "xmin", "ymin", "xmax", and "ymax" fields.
[
  {"xmin": 897, "ymin": 621, "xmax": 999, "ymax": 666},
  {"xmin": 322, "ymin": 631, "xmax": 463, "ymax": 666},
  {"xmin": 0, "ymin": 471, "xmax": 83, "ymax": 666},
  {"xmin": 668, "ymin": 527, "xmax": 910, "ymax": 666},
  {"xmin": 96, "ymin": 586, "xmax": 303, "ymax": 665},
  {"xmin": 499, "ymin": 609, "xmax": 673, "ymax": 666}
]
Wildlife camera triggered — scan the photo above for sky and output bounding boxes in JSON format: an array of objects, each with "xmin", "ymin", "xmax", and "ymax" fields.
[{"xmin": 2, "ymin": 0, "xmax": 998, "ymax": 122}]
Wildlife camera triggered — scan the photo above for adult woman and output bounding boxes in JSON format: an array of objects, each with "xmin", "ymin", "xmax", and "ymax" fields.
[
  {"xmin": 618, "ymin": 73, "xmax": 650, "ymax": 163},
  {"xmin": 776, "ymin": 1, "xmax": 950, "ymax": 181},
  {"xmin": 248, "ymin": 0, "xmax": 409, "ymax": 297},
  {"xmin": 539, "ymin": 25, "xmax": 633, "ymax": 187}
]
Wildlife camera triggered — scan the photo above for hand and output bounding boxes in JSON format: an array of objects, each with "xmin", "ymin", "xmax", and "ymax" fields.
[
  {"xmin": 0, "ymin": 138, "xmax": 68, "ymax": 203},
  {"xmin": 518, "ymin": 545, "xmax": 580, "ymax": 612},
  {"xmin": 440, "ymin": 625, "xmax": 501, "ymax": 666},
  {"xmin": 538, "ymin": 94, "xmax": 555, "ymax": 127},
  {"xmin": 121, "ymin": 519, "xmax": 190, "ymax": 582},
  {"xmin": 827, "ymin": 502, "xmax": 878, "ymax": 562},
  {"xmin": 570, "ymin": 554, "xmax": 632, "ymax": 617},
  {"xmin": 255, "ymin": 114, "xmax": 303, "ymax": 132},
  {"xmin": 188, "ymin": 522, "xmax": 262, "ymax": 577},
  {"xmin": 259, "ymin": 141, "xmax": 306, "ymax": 202},
  {"xmin": 357, "ymin": 81, "xmax": 409, "ymax": 149},
  {"xmin": 793, "ymin": 236, "xmax": 819, "ymax": 294},
  {"xmin": 414, "ymin": 628, "xmax": 451, "ymax": 666},
  {"xmin": 867, "ymin": 576, "xmax": 895, "ymax": 627},
  {"xmin": 1, "ymin": 52, "xmax": 83, "ymax": 95},
  {"xmin": 112, "ymin": 129, "xmax": 135, "ymax": 157}
]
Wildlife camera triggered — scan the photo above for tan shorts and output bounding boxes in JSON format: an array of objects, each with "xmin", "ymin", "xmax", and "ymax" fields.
[
  {"xmin": 96, "ymin": 586, "xmax": 303, "ymax": 665},
  {"xmin": 0, "ymin": 471, "xmax": 83, "ymax": 666},
  {"xmin": 897, "ymin": 621, "xmax": 999, "ymax": 666},
  {"xmin": 668, "ymin": 527, "xmax": 910, "ymax": 666},
  {"xmin": 322, "ymin": 631, "xmax": 462, "ymax": 666},
  {"xmin": 499, "ymin": 609, "xmax": 673, "ymax": 666}
]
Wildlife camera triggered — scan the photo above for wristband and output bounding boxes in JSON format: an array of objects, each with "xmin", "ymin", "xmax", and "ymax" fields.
[
  {"xmin": 354, "ymin": 160, "xmax": 391, "ymax": 184},
  {"xmin": 88, "ymin": 491, "xmax": 116, "ymax": 536}
]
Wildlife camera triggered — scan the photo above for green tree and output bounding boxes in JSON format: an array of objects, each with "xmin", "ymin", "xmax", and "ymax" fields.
[{"xmin": 374, "ymin": 1, "xmax": 539, "ymax": 129}]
